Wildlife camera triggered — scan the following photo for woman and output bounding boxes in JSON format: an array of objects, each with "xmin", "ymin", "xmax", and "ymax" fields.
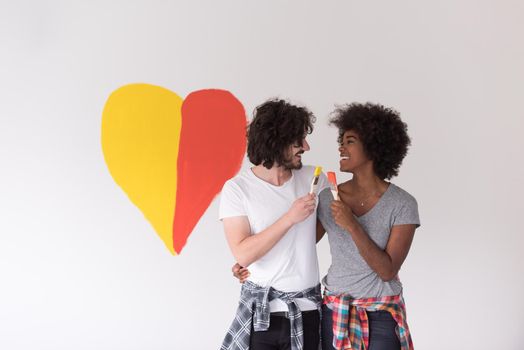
[
  {"xmin": 233, "ymin": 102, "xmax": 419, "ymax": 350},
  {"xmin": 319, "ymin": 102, "xmax": 419, "ymax": 350}
]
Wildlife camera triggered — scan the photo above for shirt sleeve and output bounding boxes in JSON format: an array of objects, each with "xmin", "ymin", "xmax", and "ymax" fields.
[
  {"xmin": 317, "ymin": 187, "xmax": 335, "ymax": 231},
  {"xmin": 392, "ymin": 194, "xmax": 421, "ymax": 228},
  {"xmin": 317, "ymin": 171, "xmax": 330, "ymax": 194},
  {"xmin": 218, "ymin": 180, "xmax": 247, "ymax": 220}
]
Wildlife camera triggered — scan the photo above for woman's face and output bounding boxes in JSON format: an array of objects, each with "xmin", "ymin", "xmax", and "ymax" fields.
[{"xmin": 338, "ymin": 130, "xmax": 371, "ymax": 173}]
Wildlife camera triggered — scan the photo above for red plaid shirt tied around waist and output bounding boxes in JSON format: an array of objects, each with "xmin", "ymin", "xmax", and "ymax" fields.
[{"xmin": 323, "ymin": 291, "xmax": 413, "ymax": 350}]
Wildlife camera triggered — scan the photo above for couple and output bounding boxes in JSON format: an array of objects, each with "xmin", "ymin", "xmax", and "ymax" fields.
[{"xmin": 219, "ymin": 99, "xmax": 420, "ymax": 350}]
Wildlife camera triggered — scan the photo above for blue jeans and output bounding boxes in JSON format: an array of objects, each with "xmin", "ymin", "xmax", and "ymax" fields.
[{"xmin": 321, "ymin": 304, "xmax": 401, "ymax": 350}]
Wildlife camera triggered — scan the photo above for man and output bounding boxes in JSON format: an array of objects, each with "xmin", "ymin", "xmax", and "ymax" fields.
[{"xmin": 220, "ymin": 99, "xmax": 328, "ymax": 350}]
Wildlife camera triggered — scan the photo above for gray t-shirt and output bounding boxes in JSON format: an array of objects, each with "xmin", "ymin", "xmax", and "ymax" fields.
[{"xmin": 318, "ymin": 183, "xmax": 420, "ymax": 298}]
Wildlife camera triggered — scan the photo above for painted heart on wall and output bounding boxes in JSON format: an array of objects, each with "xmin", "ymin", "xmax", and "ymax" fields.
[{"xmin": 101, "ymin": 84, "xmax": 247, "ymax": 255}]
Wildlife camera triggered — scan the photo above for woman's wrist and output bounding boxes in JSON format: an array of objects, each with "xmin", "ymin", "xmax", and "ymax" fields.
[{"xmin": 344, "ymin": 219, "xmax": 358, "ymax": 234}]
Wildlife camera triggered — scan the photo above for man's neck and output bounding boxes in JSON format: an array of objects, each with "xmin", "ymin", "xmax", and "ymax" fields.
[{"xmin": 251, "ymin": 164, "xmax": 292, "ymax": 186}]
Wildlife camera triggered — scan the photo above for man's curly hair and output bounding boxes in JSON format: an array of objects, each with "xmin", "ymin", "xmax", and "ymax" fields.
[
  {"xmin": 247, "ymin": 99, "xmax": 315, "ymax": 169},
  {"xmin": 329, "ymin": 102, "xmax": 411, "ymax": 180}
]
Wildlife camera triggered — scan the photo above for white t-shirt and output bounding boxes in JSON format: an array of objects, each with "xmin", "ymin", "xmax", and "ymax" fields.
[{"xmin": 219, "ymin": 165, "xmax": 328, "ymax": 312}]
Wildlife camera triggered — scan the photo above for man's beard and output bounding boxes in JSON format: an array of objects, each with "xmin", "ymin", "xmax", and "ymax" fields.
[{"xmin": 282, "ymin": 152, "xmax": 303, "ymax": 170}]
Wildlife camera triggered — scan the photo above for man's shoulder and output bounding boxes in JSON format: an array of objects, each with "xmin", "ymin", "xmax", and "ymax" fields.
[
  {"xmin": 300, "ymin": 164, "xmax": 316, "ymax": 172},
  {"xmin": 293, "ymin": 165, "xmax": 316, "ymax": 178},
  {"xmin": 223, "ymin": 169, "xmax": 253, "ymax": 191}
]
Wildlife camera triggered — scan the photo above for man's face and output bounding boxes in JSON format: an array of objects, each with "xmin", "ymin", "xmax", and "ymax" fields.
[{"xmin": 282, "ymin": 138, "xmax": 310, "ymax": 170}]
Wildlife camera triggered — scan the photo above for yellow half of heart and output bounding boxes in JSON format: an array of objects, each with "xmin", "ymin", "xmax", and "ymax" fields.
[{"xmin": 101, "ymin": 84, "xmax": 182, "ymax": 255}]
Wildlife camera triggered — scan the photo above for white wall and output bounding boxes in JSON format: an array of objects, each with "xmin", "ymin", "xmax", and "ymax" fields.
[{"xmin": 1, "ymin": 1, "xmax": 523, "ymax": 349}]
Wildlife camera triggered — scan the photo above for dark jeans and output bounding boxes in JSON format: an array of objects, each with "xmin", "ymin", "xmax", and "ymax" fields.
[
  {"xmin": 321, "ymin": 304, "xmax": 401, "ymax": 350},
  {"xmin": 250, "ymin": 310, "xmax": 320, "ymax": 350}
]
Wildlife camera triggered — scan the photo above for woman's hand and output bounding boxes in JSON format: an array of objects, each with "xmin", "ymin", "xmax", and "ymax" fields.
[
  {"xmin": 232, "ymin": 263, "xmax": 250, "ymax": 283},
  {"xmin": 330, "ymin": 200, "xmax": 357, "ymax": 232}
]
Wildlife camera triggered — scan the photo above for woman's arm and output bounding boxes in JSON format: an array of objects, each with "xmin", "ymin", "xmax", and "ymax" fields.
[
  {"xmin": 316, "ymin": 219, "xmax": 326, "ymax": 243},
  {"xmin": 331, "ymin": 200, "xmax": 416, "ymax": 281}
]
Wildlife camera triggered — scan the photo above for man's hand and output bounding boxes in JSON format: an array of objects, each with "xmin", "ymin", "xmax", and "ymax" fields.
[
  {"xmin": 286, "ymin": 193, "xmax": 316, "ymax": 225},
  {"xmin": 232, "ymin": 263, "xmax": 250, "ymax": 283}
]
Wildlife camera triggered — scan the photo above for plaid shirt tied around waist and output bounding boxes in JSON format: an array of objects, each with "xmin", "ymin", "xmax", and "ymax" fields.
[
  {"xmin": 323, "ymin": 290, "xmax": 413, "ymax": 350},
  {"xmin": 221, "ymin": 281, "xmax": 322, "ymax": 350}
]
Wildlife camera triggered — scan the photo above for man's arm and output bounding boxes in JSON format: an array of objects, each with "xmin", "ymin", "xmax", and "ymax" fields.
[{"xmin": 224, "ymin": 193, "xmax": 316, "ymax": 267}]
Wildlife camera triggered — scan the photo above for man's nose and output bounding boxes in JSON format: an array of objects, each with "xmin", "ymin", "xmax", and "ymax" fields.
[{"xmin": 302, "ymin": 139, "xmax": 310, "ymax": 151}]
